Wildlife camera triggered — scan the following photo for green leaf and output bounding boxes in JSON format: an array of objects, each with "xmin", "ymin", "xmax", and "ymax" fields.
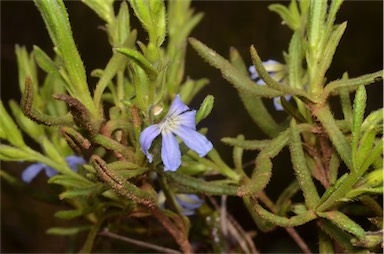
[
  {"xmin": 59, "ymin": 184, "xmax": 107, "ymax": 199},
  {"xmin": 129, "ymin": 0, "xmax": 166, "ymax": 47},
  {"xmin": 289, "ymin": 119, "xmax": 320, "ymax": 209},
  {"xmin": 355, "ymin": 128, "xmax": 376, "ymax": 170},
  {"xmin": 196, "ymin": 95, "xmax": 214, "ymax": 124},
  {"xmin": 33, "ymin": 45, "xmax": 59, "ymax": 75},
  {"xmin": 15, "ymin": 45, "xmax": 39, "ymax": 98},
  {"xmin": 55, "ymin": 208, "xmax": 94, "ymax": 219},
  {"xmin": 318, "ymin": 173, "xmax": 348, "ymax": 205},
  {"xmin": 243, "ymin": 125, "xmax": 307, "ymax": 196},
  {"xmin": 41, "ymin": 137, "xmax": 66, "ymax": 165},
  {"xmin": 243, "ymin": 197, "xmax": 276, "ymax": 232},
  {"xmin": 359, "ymin": 141, "xmax": 383, "ymax": 174},
  {"xmin": 319, "ymin": 230, "xmax": 335, "ymax": 254},
  {"xmin": 356, "ymin": 169, "xmax": 383, "ymax": 189},
  {"xmin": 307, "ymin": 0, "xmax": 327, "ymax": 52},
  {"xmin": 93, "ymin": 51, "xmax": 129, "ymax": 107},
  {"xmin": 361, "ymin": 109, "xmax": 383, "ymax": 133},
  {"xmin": 269, "ymin": 2, "xmax": 300, "ymax": 31},
  {"xmin": 48, "ymin": 174, "xmax": 93, "ymax": 188},
  {"xmin": 0, "ymin": 145, "xmax": 32, "ymax": 161},
  {"xmin": 325, "ymin": 0, "xmax": 344, "ymax": 38},
  {"xmin": 318, "ymin": 219, "xmax": 355, "ymax": 252},
  {"xmin": 221, "ymin": 137, "xmax": 270, "ymax": 150},
  {"xmin": 317, "ymin": 211, "xmax": 365, "ymax": 238},
  {"xmin": 288, "ymin": 31, "xmax": 304, "ymax": 89},
  {"xmin": 351, "ymin": 86, "xmax": 367, "ymax": 168},
  {"xmin": 166, "ymin": 0, "xmax": 203, "ymax": 94},
  {"xmin": 317, "ymin": 22, "xmax": 347, "ymax": 86},
  {"xmin": 315, "ymin": 105, "xmax": 352, "ymax": 170},
  {"xmin": 82, "ymin": 0, "xmax": 114, "ymax": 24},
  {"xmin": 79, "ymin": 218, "xmax": 105, "ymax": 253},
  {"xmin": 345, "ymin": 187, "xmax": 383, "ymax": 200},
  {"xmin": 250, "ymin": 45, "xmax": 308, "ymax": 98},
  {"xmin": 165, "ymin": 171, "xmax": 239, "ymax": 196},
  {"xmin": 0, "ymin": 102, "xmax": 25, "ymax": 147},
  {"xmin": 46, "ymin": 225, "xmax": 92, "ymax": 235},
  {"xmin": 229, "ymin": 46, "xmax": 283, "ymax": 137},
  {"xmin": 189, "ymin": 38, "xmax": 284, "ymax": 98},
  {"xmin": 34, "ymin": 0, "xmax": 96, "ymax": 115},
  {"xmin": 324, "ymin": 70, "xmax": 383, "ymax": 97},
  {"xmin": 254, "ymin": 203, "xmax": 317, "ymax": 227},
  {"xmin": 179, "ymin": 78, "xmax": 209, "ymax": 105},
  {"xmin": 116, "ymin": 47, "xmax": 158, "ymax": 80},
  {"xmin": 8, "ymin": 100, "xmax": 44, "ymax": 143},
  {"xmin": 115, "ymin": 1, "xmax": 130, "ymax": 46}
]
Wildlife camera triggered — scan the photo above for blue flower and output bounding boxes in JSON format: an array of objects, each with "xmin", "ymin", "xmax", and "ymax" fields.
[
  {"xmin": 140, "ymin": 95, "xmax": 213, "ymax": 171},
  {"xmin": 21, "ymin": 155, "xmax": 86, "ymax": 183},
  {"xmin": 175, "ymin": 194, "xmax": 204, "ymax": 216},
  {"xmin": 158, "ymin": 191, "xmax": 204, "ymax": 216},
  {"xmin": 249, "ymin": 60, "xmax": 291, "ymax": 111}
]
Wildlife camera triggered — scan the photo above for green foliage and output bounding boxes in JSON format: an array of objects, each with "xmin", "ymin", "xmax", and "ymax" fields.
[{"xmin": 1, "ymin": 0, "xmax": 382, "ymax": 253}]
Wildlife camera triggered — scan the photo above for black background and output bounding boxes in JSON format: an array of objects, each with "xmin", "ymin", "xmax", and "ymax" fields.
[{"xmin": 1, "ymin": 1, "xmax": 382, "ymax": 253}]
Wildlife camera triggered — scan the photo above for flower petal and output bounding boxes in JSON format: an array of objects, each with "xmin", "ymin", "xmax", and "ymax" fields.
[
  {"xmin": 167, "ymin": 94, "xmax": 190, "ymax": 117},
  {"xmin": 173, "ymin": 126, "xmax": 213, "ymax": 157},
  {"xmin": 248, "ymin": 65, "xmax": 259, "ymax": 80},
  {"xmin": 140, "ymin": 124, "xmax": 161, "ymax": 162},
  {"xmin": 176, "ymin": 194, "xmax": 204, "ymax": 210},
  {"xmin": 262, "ymin": 59, "xmax": 283, "ymax": 72},
  {"xmin": 177, "ymin": 110, "xmax": 196, "ymax": 130},
  {"xmin": 21, "ymin": 163, "xmax": 45, "ymax": 183},
  {"xmin": 273, "ymin": 95, "xmax": 292, "ymax": 111},
  {"xmin": 65, "ymin": 155, "xmax": 86, "ymax": 172},
  {"xmin": 161, "ymin": 131, "xmax": 181, "ymax": 171},
  {"xmin": 44, "ymin": 165, "xmax": 59, "ymax": 178},
  {"xmin": 176, "ymin": 194, "xmax": 204, "ymax": 216}
]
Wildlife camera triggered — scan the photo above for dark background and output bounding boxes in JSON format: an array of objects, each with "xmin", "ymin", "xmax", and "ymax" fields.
[{"xmin": 1, "ymin": 1, "xmax": 382, "ymax": 253}]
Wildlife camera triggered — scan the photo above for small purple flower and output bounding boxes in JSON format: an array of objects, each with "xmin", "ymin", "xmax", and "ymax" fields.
[
  {"xmin": 22, "ymin": 155, "xmax": 86, "ymax": 183},
  {"xmin": 158, "ymin": 191, "xmax": 204, "ymax": 216},
  {"xmin": 175, "ymin": 194, "xmax": 204, "ymax": 216},
  {"xmin": 140, "ymin": 95, "xmax": 213, "ymax": 171},
  {"xmin": 249, "ymin": 60, "xmax": 291, "ymax": 111}
]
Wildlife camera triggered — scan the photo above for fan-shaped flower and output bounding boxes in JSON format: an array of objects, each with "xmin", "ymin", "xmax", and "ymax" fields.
[
  {"xmin": 158, "ymin": 191, "xmax": 204, "ymax": 216},
  {"xmin": 140, "ymin": 95, "xmax": 213, "ymax": 171},
  {"xmin": 22, "ymin": 155, "xmax": 85, "ymax": 183}
]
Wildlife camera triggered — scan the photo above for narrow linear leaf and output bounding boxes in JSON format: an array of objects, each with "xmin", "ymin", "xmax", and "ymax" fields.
[
  {"xmin": 0, "ymin": 101, "xmax": 25, "ymax": 147},
  {"xmin": 289, "ymin": 119, "xmax": 320, "ymax": 208},
  {"xmin": 351, "ymin": 86, "xmax": 367, "ymax": 167},
  {"xmin": 240, "ymin": 92, "xmax": 283, "ymax": 137},
  {"xmin": 324, "ymin": 70, "xmax": 383, "ymax": 97},
  {"xmin": 250, "ymin": 45, "xmax": 307, "ymax": 98},
  {"xmin": 221, "ymin": 137, "xmax": 270, "ymax": 150},
  {"xmin": 243, "ymin": 197, "xmax": 276, "ymax": 232},
  {"xmin": 269, "ymin": 4, "xmax": 299, "ymax": 31},
  {"xmin": 165, "ymin": 171, "xmax": 238, "ymax": 196},
  {"xmin": 254, "ymin": 203, "xmax": 317, "ymax": 227},
  {"xmin": 196, "ymin": 95, "xmax": 214, "ymax": 124},
  {"xmin": 315, "ymin": 105, "xmax": 352, "ymax": 170},
  {"xmin": 318, "ymin": 219, "xmax": 355, "ymax": 252},
  {"xmin": 47, "ymin": 225, "xmax": 92, "ymax": 236},
  {"xmin": 189, "ymin": 38, "xmax": 284, "ymax": 98},
  {"xmin": 317, "ymin": 211, "xmax": 365, "ymax": 238},
  {"xmin": 116, "ymin": 47, "xmax": 158, "ymax": 80}
]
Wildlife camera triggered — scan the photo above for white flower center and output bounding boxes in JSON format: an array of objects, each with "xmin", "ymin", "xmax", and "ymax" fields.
[{"xmin": 159, "ymin": 114, "xmax": 181, "ymax": 133}]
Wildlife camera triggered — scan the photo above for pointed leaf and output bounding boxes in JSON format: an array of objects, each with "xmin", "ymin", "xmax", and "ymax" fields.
[
  {"xmin": 189, "ymin": 38, "xmax": 284, "ymax": 98},
  {"xmin": 317, "ymin": 211, "xmax": 365, "ymax": 238}
]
